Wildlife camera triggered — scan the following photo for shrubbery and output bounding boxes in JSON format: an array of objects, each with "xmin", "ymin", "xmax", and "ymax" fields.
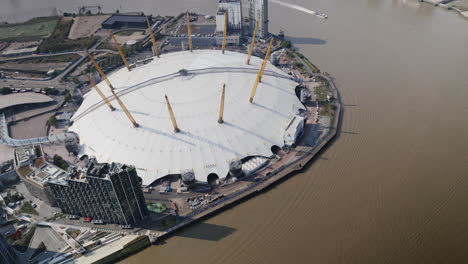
[{"xmin": 53, "ymin": 154, "xmax": 69, "ymax": 170}]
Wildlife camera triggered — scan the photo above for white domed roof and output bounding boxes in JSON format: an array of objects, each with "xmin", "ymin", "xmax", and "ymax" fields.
[{"xmin": 70, "ymin": 50, "xmax": 303, "ymax": 185}]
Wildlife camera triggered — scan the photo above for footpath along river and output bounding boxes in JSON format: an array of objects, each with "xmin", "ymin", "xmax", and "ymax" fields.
[{"xmin": 2, "ymin": 0, "xmax": 468, "ymax": 263}]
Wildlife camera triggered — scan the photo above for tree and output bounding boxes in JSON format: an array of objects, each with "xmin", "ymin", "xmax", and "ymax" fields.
[
  {"xmin": 44, "ymin": 88, "xmax": 59, "ymax": 95},
  {"xmin": 48, "ymin": 115, "xmax": 57, "ymax": 128},
  {"xmin": 53, "ymin": 155, "xmax": 69, "ymax": 170},
  {"xmin": 64, "ymin": 92, "xmax": 72, "ymax": 103},
  {"xmin": 294, "ymin": 61, "xmax": 303, "ymax": 68},
  {"xmin": 71, "ymin": 76, "xmax": 80, "ymax": 84},
  {"xmin": 282, "ymin": 40, "xmax": 292, "ymax": 49},
  {"xmin": 0, "ymin": 87, "xmax": 12, "ymax": 95}
]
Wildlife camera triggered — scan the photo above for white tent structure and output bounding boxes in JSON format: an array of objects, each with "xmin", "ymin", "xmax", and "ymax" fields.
[{"xmin": 70, "ymin": 50, "xmax": 304, "ymax": 185}]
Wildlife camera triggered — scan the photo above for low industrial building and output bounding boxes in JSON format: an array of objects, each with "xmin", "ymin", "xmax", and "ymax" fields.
[
  {"xmin": 48, "ymin": 160, "xmax": 148, "ymax": 225},
  {"xmin": 0, "ymin": 93, "xmax": 54, "ymax": 113},
  {"xmin": 101, "ymin": 15, "xmax": 149, "ymax": 29}
]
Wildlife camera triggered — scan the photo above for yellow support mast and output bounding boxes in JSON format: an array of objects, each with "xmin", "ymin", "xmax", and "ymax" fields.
[
  {"xmin": 186, "ymin": 10, "xmax": 193, "ymax": 52},
  {"xmin": 86, "ymin": 50, "xmax": 139, "ymax": 127},
  {"xmin": 111, "ymin": 33, "xmax": 131, "ymax": 71},
  {"xmin": 165, "ymin": 95, "xmax": 180, "ymax": 133},
  {"xmin": 258, "ymin": 38, "xmax": 274, "ymax": 82},
  {"xmin": 86, "ymin": 50, "xmax": 115, "ymax": 91},
  {"xmin": 249, "ymin": 39, "xmax": 274, "ymax": 103},
  {"xmin": 218, "ymin": 83, "xmax": 226, "ymax": 123},
  {"xmin": 246, "ymin": 21, "xmax": 258, "ymax": 65},
  {"xmin": 249, "ymin": 74, "xmax": 260, "ymax": 103},
  {"xmin": 221, "ymin": 12, "xmax": 228, "ymax": 54},
  {"xmin": 83, "ymin": 72, "xmax": 115, "ymax": 111},
  {"xmin": 111, "ymin": 89, "xmax": 139, "ymax": 128},
  {"xmin": 146, "ymin": 16, "xmax": 159, "ymax": 58}
]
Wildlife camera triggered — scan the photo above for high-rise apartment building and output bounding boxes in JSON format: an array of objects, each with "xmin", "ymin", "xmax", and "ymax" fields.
[
  {"xmin": 249, "ymin": 0, "xmax": 269, "ymax": 38},
  {"xmin": 216, "ymin": 0, "xmax": 243, "ymax": 32},
  {"xmin": 48, "ymin": 161, "xmax": 147, "ymax": 225}
]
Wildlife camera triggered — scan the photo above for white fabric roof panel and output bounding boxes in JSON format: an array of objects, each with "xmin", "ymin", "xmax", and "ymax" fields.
[{"xmin": 70, "ymin": 50, "xmax": 303, "ymax": 185}]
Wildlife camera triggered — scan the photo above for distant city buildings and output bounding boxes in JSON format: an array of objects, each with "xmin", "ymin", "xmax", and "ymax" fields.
[
  {"xmin": 170, "ymin": 15, "xmax": 241, "ymax": 48},
  {"xmin": 216, "ymin": 0, "xmax": 243, "ymax": 32},
  {"xmin": 249, "ymin": 0, "xmax": 269, "ymax": 38},
  {"xmin": 48, "ymin": 160, "xmax": 148, "ymax": 225}
]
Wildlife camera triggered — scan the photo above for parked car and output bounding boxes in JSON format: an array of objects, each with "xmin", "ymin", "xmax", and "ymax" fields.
[
  {"xmin": 66, "ymin": 215, "xmax": 79, "ymax": 220},
  {"xmin": 91, "ymin": 220, "xmax": 105, "ymax": 225},
  {"xmin": 120, "ymin": 225, "xmax": 133, "ymax": 229},
  {"xmin": 84, "ymin": 217, "xmax": 92, "ymax": 222}
]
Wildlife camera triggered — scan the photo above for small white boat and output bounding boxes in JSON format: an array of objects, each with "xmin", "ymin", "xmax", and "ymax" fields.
[{"xmin": 316, "ymin": 13, "xmax": 328, "ymax": 19}]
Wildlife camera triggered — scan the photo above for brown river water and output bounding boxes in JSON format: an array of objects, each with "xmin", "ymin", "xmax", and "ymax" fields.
[{"xmin": 2, "ymin": 0, "xmax": 468, "ymax": 263}]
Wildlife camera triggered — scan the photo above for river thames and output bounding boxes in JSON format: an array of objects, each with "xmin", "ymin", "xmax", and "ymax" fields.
[{"xmin": 2, "ymin": 0, "xmax": 468, "ymax": 263}]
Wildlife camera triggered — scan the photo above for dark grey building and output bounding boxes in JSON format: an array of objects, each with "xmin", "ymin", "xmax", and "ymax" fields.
[
  {"xmin": 48, "ymin": 162, "xmax": 147, "ymax": 225},
  {"xmin": 0, "ymin": 233, "xmax": 16, "ymax": 264},
  {"xmin": 102, "ymin": 15, "xmax": 149, "ymax": 29}
]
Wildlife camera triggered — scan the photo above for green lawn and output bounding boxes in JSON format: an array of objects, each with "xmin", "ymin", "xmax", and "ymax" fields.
[
  {"xmin": 116, "ymin": 30, "xmax": 144, "ymax": 36},
  {"xmin": 0, "ymin": 17, "xmax": 58, "ymax": 41},
  {"xmin": 40, "ymin": 18, "xmax": 98, "ymax": 53},
  {"xmin": 19, "ymin": 201, "xmax": 38, "ymax": 215},
  {"xmin": 319, "ymin": 102, "xmax": 336, "ymax": 118},
  {"xmin": 295, "ymin": 52, "xmax": 320, "ymax": 73},
  {"xmin": 315, "ymin": 85, "xmax": 329, "ymax": 102}
]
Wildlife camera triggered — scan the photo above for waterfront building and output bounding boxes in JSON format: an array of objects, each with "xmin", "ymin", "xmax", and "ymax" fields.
[
  {"xmin": 102, "ymin": 15, "xmax": 149, "ymax": 30},
  {"xmin": 216, "ymin": 0, "xmax": 243, "ymax": 32},
  {"xmin": 216, "ymin": 10, "xmax": 227, "ymax": 33},
  {"xmin": 48, "ymin": 161, "xmax": 147, "ymax": 225},
  {"xmin": 0, "ymin": 233, "xmax": 16, "ymax": 264},
  {"xmin": 249, "ymin": 0, "xmax": 269, "ymax": 38}
]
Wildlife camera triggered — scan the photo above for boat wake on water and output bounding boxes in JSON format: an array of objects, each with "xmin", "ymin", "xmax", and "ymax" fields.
[{"xmin": 270, "ymin": 0, "xmax": 328, "ymax": 19}]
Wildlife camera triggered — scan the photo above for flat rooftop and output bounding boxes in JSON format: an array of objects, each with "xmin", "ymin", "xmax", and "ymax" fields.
[
  {"xmin": 176, "ymin": 24, "xmax": 216, "ymax": 35},
  {"xmin": 0, "ymin": 92, "xmax": 54, "ymax": 111},
  {"xmin": 102, "ymin": 15, "xmax": 147, "ymax": 25}
]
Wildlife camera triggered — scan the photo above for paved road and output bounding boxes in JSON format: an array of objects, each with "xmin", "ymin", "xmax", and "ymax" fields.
[{"xmin": 0, "ymin": 38, "xmax": 116, "ymax": 89}]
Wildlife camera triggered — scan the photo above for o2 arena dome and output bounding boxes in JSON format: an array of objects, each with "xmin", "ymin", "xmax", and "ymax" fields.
[{"xmin": 70, "ymin": 50, "xmax": 305, "ymax": 186}]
